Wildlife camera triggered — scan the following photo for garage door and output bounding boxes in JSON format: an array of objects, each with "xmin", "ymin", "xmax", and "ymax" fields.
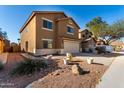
[{"xmin": 63, "ymin": 40, "xmax": 79, "ymax": 53}]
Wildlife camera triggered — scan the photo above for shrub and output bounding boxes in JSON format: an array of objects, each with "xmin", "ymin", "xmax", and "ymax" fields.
[
  {"xmin": 11, "ymin": 59, "xmax": 48, "ymax": 75},
  {"xmin": 0, "ymin": 61, "xmax": 4, "ymax": 70},
  {"xmin": 115, "ymin": 46, "xmax": 122, "ymax": 52}
]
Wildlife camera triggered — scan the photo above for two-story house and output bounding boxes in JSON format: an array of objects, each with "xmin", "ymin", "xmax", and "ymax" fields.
[{"xmin": 19, "ymin": 11, "xmax": 80, "ymax": 55}]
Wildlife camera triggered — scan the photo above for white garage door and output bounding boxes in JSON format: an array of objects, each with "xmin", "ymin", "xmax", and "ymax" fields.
[{"xmin": 64, "ymin": 40, "xmax": 79, "ymax": 53}]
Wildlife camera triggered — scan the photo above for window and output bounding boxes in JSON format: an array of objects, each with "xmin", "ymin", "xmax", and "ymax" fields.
[
  {"xmin": 43, "ymin": 39, "xmax": 52, "ymax": 49},
  {"xmin": 43, "ymin": 19, "xmax": 53, "ymax": 30},
  {"xmin": 67, "ymin": 26, "xmax": 74, "ymax": 34}
]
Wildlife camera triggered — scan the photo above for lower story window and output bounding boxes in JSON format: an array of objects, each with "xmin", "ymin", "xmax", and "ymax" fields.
[{"xmin": 43, "ymin": 39, "xmax": 53, "ymax": 49}]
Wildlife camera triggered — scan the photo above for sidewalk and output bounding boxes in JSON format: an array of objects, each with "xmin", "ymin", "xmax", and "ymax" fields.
[{"xmin": 96, "ymin": 52, "xmax": 124, "ymax": 88}]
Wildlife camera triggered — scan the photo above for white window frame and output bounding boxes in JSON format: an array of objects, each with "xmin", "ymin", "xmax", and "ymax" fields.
[
  {"xmin": 42, "ymin": 17, "xmax": 53, "ymax": 31},
  {"xmin": 67, "ymin": 25, "xmax": 74, "ymax": 35},
  {"xmin": 42, "ymin": 39, "xmax": 53, "ymax": 41},
  {"xmin": 42, "ymin": 18, "xmax": 53, "ymax": 22}
]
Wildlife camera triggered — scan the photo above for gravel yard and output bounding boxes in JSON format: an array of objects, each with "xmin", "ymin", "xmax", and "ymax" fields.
[
  {"xmin": 0, "ymin": 53, "xmax": 60, "ymax": 88},
  {"xmin": 0, "ymin": 53, "xmax": 119, "ymax": 88},
  {"xmin": 29, "ymin": 58, "xmax": 108, "ymax": 88}
]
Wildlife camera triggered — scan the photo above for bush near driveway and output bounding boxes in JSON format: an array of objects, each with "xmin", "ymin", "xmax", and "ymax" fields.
[
  {"xmin": 11, "ymin": 59, "xmax": 48, "ymax": 75},
  {"xmin": 112, "ymin": 45, "xmax": 122, "ymax": 52},
  {"xmin": 0, "ymin": 61, "xmax": 4, "ymax": 70}
]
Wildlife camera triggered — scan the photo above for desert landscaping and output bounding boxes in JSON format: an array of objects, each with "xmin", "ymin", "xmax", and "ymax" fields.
[
  {"xmin": 0, "ymin": 52, "xmax": 120, "ymax": 88},
  {"xmin": 0, "ymin": 6, "xmax": 124, "ymax": 88}
]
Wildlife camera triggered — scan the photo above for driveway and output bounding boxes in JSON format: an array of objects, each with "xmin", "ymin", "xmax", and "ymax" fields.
[
  {"xmin": 0, "ymin": 53, "xmax": 25, "ymax": 87},
  {"xmin": 97, "ymin": 52, "xmax": 124, "ymax": 88},
  {"xmin": 52, "ymin": 53, "xmax": 119, "ymax": 66}
]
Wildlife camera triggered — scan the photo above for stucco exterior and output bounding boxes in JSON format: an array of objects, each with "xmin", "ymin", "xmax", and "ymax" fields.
[
  {"xmin": 20, "ymin": 11, "xmax": 80, "ymax": 55},
  {"xmin": 20, "ymin": 16, "xmax": 36, "ymax": 53}
]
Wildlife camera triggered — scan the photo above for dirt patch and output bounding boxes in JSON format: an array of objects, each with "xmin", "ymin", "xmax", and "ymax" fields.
[{"xmin": 30, "ymin": 59, "xmax": 108, "ymax": 88}]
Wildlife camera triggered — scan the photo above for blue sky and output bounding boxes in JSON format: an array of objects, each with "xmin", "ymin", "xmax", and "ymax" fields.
[{"xmin": 0, "ymin": 5, "xmax": 124, "ymax": 43}]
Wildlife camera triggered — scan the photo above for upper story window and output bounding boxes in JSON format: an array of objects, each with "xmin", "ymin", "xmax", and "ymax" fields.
[
  {"xmin": 67, "ymin": 25, "xmax": 74, "ymax": 35},
  {"xmin": 42, "ymin": 18, "xmax": 53, "ymax": 30}
]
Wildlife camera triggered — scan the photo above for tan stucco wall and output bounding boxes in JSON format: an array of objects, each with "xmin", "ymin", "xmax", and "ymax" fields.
[
  {"xmin": 20, "ymin": 16, "xmax": 36, "ymax": 53},
  {"xmin": 35, "ymin": 13, "xmax": 66, "ymax": 49},
  {"xmin": 35, "ymin": 13, "xmax": 79, "ymax": 50},
  {"xmin": 57, "ymin": 19, "xmax": 79, "ymax": 48},
  {"xmin": 57, "ymin": 19, "xmax": 79, "ymax": 39}
]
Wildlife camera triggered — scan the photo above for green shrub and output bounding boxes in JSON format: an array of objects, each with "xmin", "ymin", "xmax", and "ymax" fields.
[
  {"xmin": 112, "ymin": 45, "xmax": 122, "ymax": 52},
  {"xmin": 0, "ymin": 61, "xmax": 4, "ymax": 70},
  {"xmin": 11, "ymin": 59, "xmax": 48, "ymax": 75}
]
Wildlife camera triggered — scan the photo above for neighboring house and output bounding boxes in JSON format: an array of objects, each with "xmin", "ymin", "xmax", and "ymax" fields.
[
  {"xmin": 10, "ymin": 42, "xmax": 21, "ymax": 52},
  {"xmin": 0, "ymin": 37, "xmax": 10, "ymax": 53},
  {"xmin": 19, "ymin": 11, "xmax": 80, "ymax": 55},
  {"xmin": 79, "ymin": 29, "xmax": 96, "ymax": 52},
  {"xmin": 111, "ymin": 41, "xmax": 124, "ymax": 47},
  {"xmin": 111, "ymin": 41, "xmax": 124, "ymax": 50}
]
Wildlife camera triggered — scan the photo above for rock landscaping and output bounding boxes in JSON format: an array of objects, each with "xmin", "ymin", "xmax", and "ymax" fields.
[
  {"xmin": 71, "ymin": 64, "xmax": 83, "ymax": 75},
  {"xmin": 0, "ymin": 53, "xmax": 114, "ymax": 88},
  {"xmin": 27, "ymin": 58, "xmax": 108, "ymax": 88},
  {"xmin": 0, "ymin": 53, "xmax": 60, "ymax": 88}
]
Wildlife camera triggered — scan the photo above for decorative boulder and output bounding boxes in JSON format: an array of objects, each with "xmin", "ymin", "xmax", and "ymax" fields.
[
  {"xmin": 46, "ymin": 55, "xmax": 52, "ymax": 60},
  {"xmin": 66, "ymin": 53, "xmax": 72, "ymax": 62},
  {"xmin": 63, "ymin": 58, "xmax": 69, "ymax": 65},
  {"xmin": 87, "ymin": 57, "xmax": 94, "ymax": 64},
  {"xmin": 71, "ymin": 65, "xmax": 83, "ymax": 75}
]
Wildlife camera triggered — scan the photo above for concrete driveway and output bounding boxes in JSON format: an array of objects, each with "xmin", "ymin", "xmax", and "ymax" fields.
[
  {"xmin": 52, "ymin": 53, "xmax": 119, "ymax": 66},
  {"xmin": 97, "ymin": 52, "xmax": 124, "ymax": 88}
]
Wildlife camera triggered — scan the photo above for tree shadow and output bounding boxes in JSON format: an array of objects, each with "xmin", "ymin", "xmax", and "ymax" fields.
[
  {"xmin": 82, "ymin": 70, "xmax": 90, "ymax": 75},
  {"xmin": 92, "ymin": 63, "xmax": 104, "ymax": 65}
]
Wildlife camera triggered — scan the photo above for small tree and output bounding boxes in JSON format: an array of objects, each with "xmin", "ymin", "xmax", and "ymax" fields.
[
  {"xmin": 86, "ymin": 17, "xmax": 108, "ymax": 39},
  {"xmin": 86, "ymin": 17, "xmax": 124, "ymax": 45},
  {"xmin": 99, "ymin": 20, "xmax": 124, "ymax": 45}
]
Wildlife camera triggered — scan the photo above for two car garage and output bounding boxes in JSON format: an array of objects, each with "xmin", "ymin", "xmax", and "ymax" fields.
[{"xmin": 63, "ymin": 40, "xmax": 80, "ymax": 53}]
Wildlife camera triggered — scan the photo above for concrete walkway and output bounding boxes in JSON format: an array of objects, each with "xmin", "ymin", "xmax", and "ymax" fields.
[{"xmin": 97, "ymin": 52, "xmax": 124, "ymax": 88}]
